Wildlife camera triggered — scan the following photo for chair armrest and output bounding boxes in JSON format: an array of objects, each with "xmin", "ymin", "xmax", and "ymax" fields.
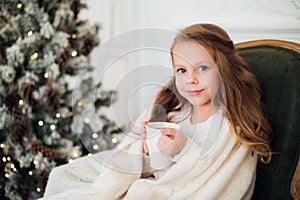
[{"xmin": 291, "ymin": 157, "xmax": 300, "ymax": 200}]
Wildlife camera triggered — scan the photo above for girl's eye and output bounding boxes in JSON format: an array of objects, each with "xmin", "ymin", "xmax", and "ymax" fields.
[
  {"xmin": 198, "ymin": 65, "xmax": 208, "ymax": 72},
  {"xmin": 176, "ymin": 68, "xmax": 186, "ymax": 74}
]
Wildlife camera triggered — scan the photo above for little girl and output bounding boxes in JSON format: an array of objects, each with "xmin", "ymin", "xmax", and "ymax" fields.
[{"xmin": 41, "ymin": 23, "xmax": 272, "ymax": 200}]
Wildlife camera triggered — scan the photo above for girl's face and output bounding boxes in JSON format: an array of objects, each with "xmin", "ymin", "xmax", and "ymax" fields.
[{"xmin": 172, "ymin": 41, "xmax": 220, "ymax": 108}]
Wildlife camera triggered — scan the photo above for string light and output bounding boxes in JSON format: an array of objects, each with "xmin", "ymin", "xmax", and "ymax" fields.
[
  {"xmin": 84, "ymin": 117, "xmax": 90, "ymax": 123},
  {"xmin": 31, "ymin": 52, "xmax": 39, "ymax": 60},
  {"xmin": 0, "ymin": 143, "xmax": 5, "ymax": 148},
  {"xmin": 7, "ymin": 157, "xmax": 11, "ymax": 161},
  {"xmin": 77, "ymin": 100, "xmax": 83, "ymax": 107},
  {"xmin": 19, "ymin": 99, "xmax": 24, "ymax": 105},
  {"xmin": 68, "ymin": 159, "xmax": 74, "ymax": 163},
  {"xmin": 44, "ymin": 72, "xmax": 49, "ymax": 79},
  {"xmin": 38, "ymin": 120, "xmax": 44, "ymax": 126},
  {"xmin": 73, "ymin": 152, "xmax": 79, "ymax": 158},
  {"xmin": 28, "ymin": 171, "xmax": 33, "ymax": 176},
  {"xmin": 56, "ymin": 113, "xmax": 61, "ymax": 118},
  {"xmin": 50, "ymin": 124, "xmax": 56, "ymax": 130},
  {"xmin": 33, "ymin": 160, "xmax": 38, "ymax": 165},
  {"xmin": 71, "ymin": 34, "xmax": 77, "ymax": 39},
  {"xmin": 92, "ymin": 133, "xmax": 98, "ymax": 139},
  {"xmin": 16, "ymin": 3, "xmax": 22, "ymax": 9},
  {"xmin": 112, "ymin": 138, "xmax": 118, "ymax": 144},
  {"xmin": 71, "ymin": 50, "xmax": 77, "ymax": 57},
  {"xmin": 36, "ymin": 187, "xmax": 41, "ymax": 193},
  {"xmin": 92, "ymin": 144, "xmax": 99, "ymax": 150},
  {"xmin": 27, "ymin": 31, "xmax": 33, "ymax": 37},
  {"xmin": 2, "ymin": 157, "xmax": 6, "ymax": 162},
  {"xmin": 5, "ymin": 173, "xmax": 9, "ymax": 178}
]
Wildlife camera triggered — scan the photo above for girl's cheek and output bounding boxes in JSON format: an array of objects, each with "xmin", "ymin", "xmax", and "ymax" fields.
[{"xmin": 175, "ymin": 76, "xmax": 185, "ymax": 85}]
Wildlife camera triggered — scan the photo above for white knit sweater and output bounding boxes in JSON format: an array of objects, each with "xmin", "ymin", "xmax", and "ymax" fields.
[{"xmin": 40, "ymin": 108, "xmax": 257, "ymax": 200}]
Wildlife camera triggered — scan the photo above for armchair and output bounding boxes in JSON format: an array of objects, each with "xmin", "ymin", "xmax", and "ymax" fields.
[{"xmin": 236, "ymin": 40, "xmax": 300, "ymax": 200}]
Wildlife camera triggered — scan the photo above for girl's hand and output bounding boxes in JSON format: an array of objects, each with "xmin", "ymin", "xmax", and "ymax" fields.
[
  {"xmin": 141, "ymin": 122, "xmax": 149, "ymax": 155},
  {"xmin": 157, "ymin": 128, "xmax": 187, "ymax": 157}
]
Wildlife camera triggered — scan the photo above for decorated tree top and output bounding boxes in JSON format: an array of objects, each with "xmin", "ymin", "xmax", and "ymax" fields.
[{"xmin": 0, "ymin": 0, "xmax": 122, "ymax": 199}]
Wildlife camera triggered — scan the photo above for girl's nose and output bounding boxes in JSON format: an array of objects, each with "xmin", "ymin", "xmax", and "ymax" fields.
[{"xmin": 186, "ymin": 71, "xmax": 199, "ymax": 85}]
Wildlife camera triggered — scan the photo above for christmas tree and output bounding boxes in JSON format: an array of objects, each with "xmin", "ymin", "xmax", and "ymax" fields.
[{"xmin": 0, "ymin": 0, "xmax": 122, "ymax": 199}]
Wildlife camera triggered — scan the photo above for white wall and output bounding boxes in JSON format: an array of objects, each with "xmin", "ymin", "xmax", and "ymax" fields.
[{"xmin": 81, "ymin": 0, "xmax": 300, "ymax": 128}]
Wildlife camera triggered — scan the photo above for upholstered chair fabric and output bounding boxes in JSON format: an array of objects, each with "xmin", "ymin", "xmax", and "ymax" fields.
[{"xmin": 236, "ymin": 40, "xmax": 300, "ymax": 200}]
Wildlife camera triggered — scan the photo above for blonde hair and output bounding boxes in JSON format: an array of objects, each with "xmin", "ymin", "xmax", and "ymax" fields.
[{"xmin": 150, "ymin": 23, "xmax": 272, "ymax": 163}]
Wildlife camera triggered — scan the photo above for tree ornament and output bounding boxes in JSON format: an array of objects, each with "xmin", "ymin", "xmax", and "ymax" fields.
[
  {"xmin": 0, "ymin": 41, "xmax": 5, "ymax": 60},
  {"xmin": 45, "ymin": 82, "xmax": 59, "ymax": 112},
  {"xmin": 28, "ymin": 140, "xmax": 59, "ymax": 159},
  {"xmin": 59, "ymin": 20, "xmax": 72, "ymax": 34},
  {"xmin": 4, "ymin": 92, "xmax": 23, "ymax": 122},
  {"xmin": 81, "ymin": 35, "xmax": 98, "ymax": 56},
  {"xmin": 70, "ymin": 0, "xmax": 81, "ymax": 20},
  {"xmin": 36, "ymin": 169, "xmax": 50, "ymax": 191},
  {"xmin": 0, "ymin": 12, "xmax": 8, "ymax": 29},
  {"xmin": 56, "ymin": 45, "xmax": 71, "ymax": 73},
  {"xmin": 14, "ymin": 118, "xmax": 30, "ymax": 144},
  {"xmin": 21, "ymin": 83, "xmax": 39, "ymax": 109}
]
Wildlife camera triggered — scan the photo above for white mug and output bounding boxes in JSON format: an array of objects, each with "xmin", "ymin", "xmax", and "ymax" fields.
[{"xmin": 146, "ymin": 122, "xmax": 180, "ymax": 169}]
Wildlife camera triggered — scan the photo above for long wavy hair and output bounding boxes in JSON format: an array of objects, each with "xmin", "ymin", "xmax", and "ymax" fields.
[{"xmin": 149, "ymin": 23, "xmax": 272, "ymax": 163}]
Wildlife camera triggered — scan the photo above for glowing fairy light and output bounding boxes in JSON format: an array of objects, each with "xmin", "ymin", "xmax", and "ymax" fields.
[
  {"xmin": 33, "ymin": 160, "xmax": 38, "ymax": 165},
  {"xmin": 17, "ymin": 3, "xmax": 22, "ymax": 9},
  {"xmin": 50, "ymin": 124, "xmax": 56, "ymax": 130},
  {"xmin": 27, "ymin": 31, "xmax": 33, "ymax": 37},
  {"xmin": 31, "ymin": 52, "xmax": 39, "ymax": 60},
  {"xmin": 71, "ymin": 50, "xmax": 77, "ymax": 57},
  {"xmin": 38, "ymin": 120, "xmax": 44, "ymax": 126},
  {"xmin": 73, "ymin": 152, "xmax": 79, "ymax": 158},
  {"xmin": 0, "ymin": 143, "xmax": 6, "ymax": 148},
  {"xmin": 93, "ymin": 144, "xmax": 99, "ymax": 150},
  {"xmin": 112, "ymin": 137, "xmax": 118, "ymax": 144},
  {"xmin": 19, "ymin": 99, "xmax": 24, "ymax": 105},
  {"xmin": 56, "ymin": 113, "xmax": 61, "ymax": 118},
  {"xmin": 77, "ymin": 100, "xmax": 83, "ymax": 107},
  {"xmin": 71, "ymin": 34, "xmax": 77, "ymax": 39},
  {"xmin": 92, "ymin": 133, "xmax": 98, "ymax": 139},
  {"xmin": 84, "ymin": 117, "xmax": 90, "ymax": 123}
]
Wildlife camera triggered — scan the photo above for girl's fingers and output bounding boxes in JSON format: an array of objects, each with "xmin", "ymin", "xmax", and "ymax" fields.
[
  {"xmin": 157, "ymin": 135, "xmax": 172, "ymax": 150},
  {"xmin": 161, "ymin": 128, "xmax": 177, "ymax": 139},
  {"xmin": 141, "ymin": 121, "xmax": 149, "ymax": 136},
  {"xmin": 157, "ymin": 137, "xmax": 172, "ymax": 156},
  {"xmin": 143, "ymin": 140, "xmax": 149, "ymax": 154},
  {"xmin": 142, "ymin": 121, "xmax": 149, "ymax": 154},
  {"xmin": 141, "ymin": 132, "xmax": 146, "ymax": 139},
  {"xmin": 142, "ymin": 121, "xmax": 149, "ymax": 129}
]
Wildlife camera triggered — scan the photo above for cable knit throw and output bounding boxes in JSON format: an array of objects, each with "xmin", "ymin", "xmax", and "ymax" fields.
[{"xmin": 40, "ymin": 108, "xmax": 257, "ymax": 200}]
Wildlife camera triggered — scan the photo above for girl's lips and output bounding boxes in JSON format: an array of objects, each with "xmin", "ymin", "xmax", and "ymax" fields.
[{"xmin": 187, "ymin": 89, "xmax": 204, "ymax": 96}]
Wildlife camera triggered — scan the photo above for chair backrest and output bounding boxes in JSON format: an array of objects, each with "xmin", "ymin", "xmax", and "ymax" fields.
[{"xmin": 236, "ymin": 40, "xmax": 300, "ymax": 200}]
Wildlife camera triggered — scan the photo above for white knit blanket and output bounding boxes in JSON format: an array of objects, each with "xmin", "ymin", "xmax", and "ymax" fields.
[{"xmin": 40, "ymin": 110, "xmax": 257, "ymax": 200}]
